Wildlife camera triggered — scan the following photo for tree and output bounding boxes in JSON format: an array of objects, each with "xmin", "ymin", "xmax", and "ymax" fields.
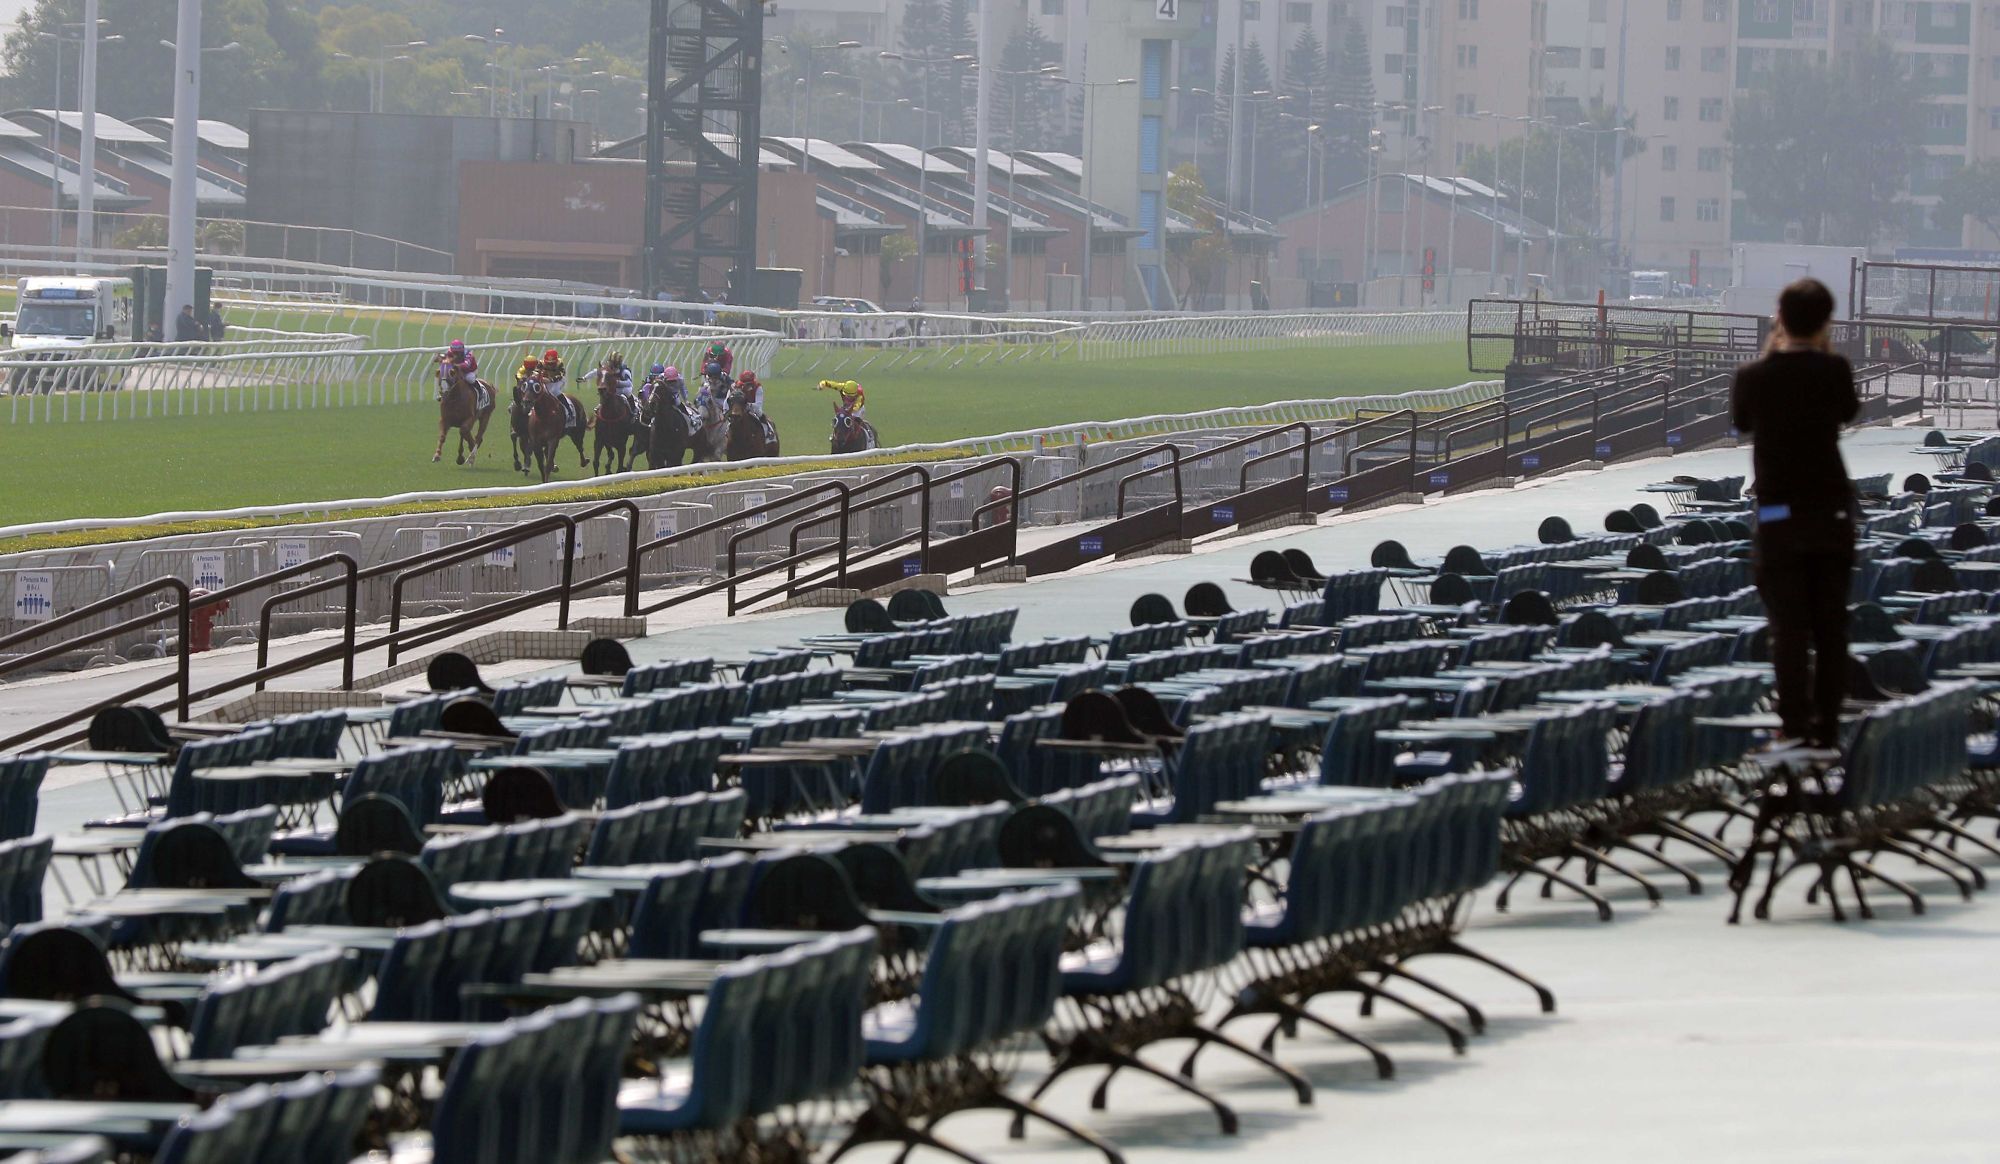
[
  {"xmin": 1730, "ymin": 36, "xmax": 1923, "ymax": 246},
  {"xmin": 1324, "ymin": 18, "xmax": 1375, "ymax": 191},
  {"xmin": 1282, "ymin": 28, "xmax": 1327, "ymax": 128},
  {"xmin": 998, "ymin": 22, "xmax": 1063, "ymax": 153},
  {"xmin": 879, "ymin": 233, "xmax": 917, "ymax": 305},
  {"xmin": 1934, "ymin": 158, "xmax": 2000, "ymax": 247},
  {"xmin": 1165, "ymin": 162, "xmax": 1228, "ymax": 307}
]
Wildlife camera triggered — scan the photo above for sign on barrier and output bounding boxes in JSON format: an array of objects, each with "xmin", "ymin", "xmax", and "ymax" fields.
[
  {"xmin": 744, "ymin": 492, "xmax": 768, "ymax": 526},
  {"xmin": 192, "ymin": 551, "xmax": 226, "ymax": 591},
  {"xmin": 652, "ymin": 510, "xmax": 678, "ymax": 541},
  {"xmin": 1328, "ymin": 486, "xmax": 1350, "ymax": 503},
  {"xmin": 1079, "ymin": 536, "xmax": 1104, "ymax": 556},
  {"xmin": 902, "ymin": 558, "xmax": 922, "ymax": 577},
  {"xmin": 1521, "ymin": 454, "xmax": 1542, "ymax": 470},
  {"xmin": 420, "ymin": 529, "xmax": 443, "ymax": 555},
  {"xmin": 485, "ymin": 544, "xmax": 517, "ymax": 568},
  {"xmin": 1212, "ymin": 506, "xmax": 1235, "ymax": 524},
  {"xmin": 277, "ymin": 539, "xmax": 309, "ymax": 570},
  {"xmin": 949, "ymin": 481, "xmax": 965, "ymax": 500},
  {"xmin": 10, "ymin": 571, "xmax": 52, "ymax": 621}
]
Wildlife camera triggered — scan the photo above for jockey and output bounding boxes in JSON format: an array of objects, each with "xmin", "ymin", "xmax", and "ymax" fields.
[
  {"xmin": 540, "ymin": 348, "xmax": 567, "ymax": 391},
  {"xmin": 699, "ymin": 361, "xmax": 730, "ymax": 404},
  {"xmin": 437, "ymin": 339, "xmax": 478, "ymax": 398},
  {"xmin": 816, "ymin": 378, "xmax": 867, "ymax": 420},
  {"xmin": 584, "ymin": 353, "xmax": 636, "ymax": 408},
  {"xmin": 734, "ymin": 370, "xmax": 766, "ymax": 419},
  {"xmin": 515, "ymin": 356, "xmax": 542, "ymax": 388},
  {"xmin": 648, "ymin": 363, "xmax": 689, "ymax": 408},
  {"xmin": 703, "ymin": 341, "xmax": 734, "ymax": 379}
]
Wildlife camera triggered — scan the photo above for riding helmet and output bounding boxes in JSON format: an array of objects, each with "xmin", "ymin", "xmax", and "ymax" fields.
[
  {"xmin": 662, "ymin": 365, "xmax": 679, "ymax": 379},
  {"xmin": 448, "ymin": 339, "xmax": 466, "ymax": 355},
  {"xmin": 650, "ymin": 363, "xmax": 666, "ymax": 376},
  {"xmin": 543, "ymin": 348, "xmax": 561, "ymax": 364},
  {"xmin": 704, "ymin": 361, "xmax": 723, "ymax": 377}
]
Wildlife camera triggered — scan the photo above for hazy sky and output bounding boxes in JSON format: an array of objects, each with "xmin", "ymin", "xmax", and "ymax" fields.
[{"xmin": 0, "ymin": 1, "xmax": 26, "ymax": 32}]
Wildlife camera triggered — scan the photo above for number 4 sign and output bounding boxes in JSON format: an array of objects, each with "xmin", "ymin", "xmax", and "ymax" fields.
[{"xmin": 1156, "ymin": 0, "xmax": 1178, "ymax": 21}]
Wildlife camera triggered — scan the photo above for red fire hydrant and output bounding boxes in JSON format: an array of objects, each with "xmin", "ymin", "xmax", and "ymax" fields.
[
  {"xmin": 986, "ymin": 485, "xmax": 1014, "ymax": 526},
  {"xmin": 188, "ymin": 589, "xmax": 229, "ymax": 653}
]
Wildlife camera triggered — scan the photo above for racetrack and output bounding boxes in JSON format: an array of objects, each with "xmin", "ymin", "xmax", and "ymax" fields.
[{"xmin": 0, "ymin": 340, "xmax": 1472, "ymax": 523}]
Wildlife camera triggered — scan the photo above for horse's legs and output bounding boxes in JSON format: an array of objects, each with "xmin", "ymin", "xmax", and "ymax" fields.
[{"xmin": 433, "ymin": 419, "xmax": 447, "ymax": 463}]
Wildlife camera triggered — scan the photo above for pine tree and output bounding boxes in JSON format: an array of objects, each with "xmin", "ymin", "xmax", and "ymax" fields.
[
  {"xmin": 1326, "ymin": 18, "xmax": 1375, "ymax": 192},
  {"xmin": 1282, "ymin": 28, "xmax": 1327, "ymax": 125},
  {"xmin": 999, "ymin": 22, "xmax": 1063, "ymax": 152}
]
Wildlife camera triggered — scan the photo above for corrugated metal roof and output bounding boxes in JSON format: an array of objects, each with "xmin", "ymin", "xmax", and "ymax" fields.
[
  {"xmin": 766, "ymin": 137, "xmax": 879, "ymax": 171},
  {"xmin": 16, "ymin": 110, "xmax": 158, "ymax": 144},
  {"xmin": 867, "ymin": 143, "xmax": 965, "ymax": 176}
]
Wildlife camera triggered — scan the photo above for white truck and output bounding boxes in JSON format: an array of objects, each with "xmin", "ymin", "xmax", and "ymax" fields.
[
  {"xmin": 1628, "ymin": 270, "xmax": 1673, "ymax": 302},
  {"xmin": 1723, "ymin": 244, "xmax": 1868, "ymax": 321},
  {"xmin": 3, "ymin": 276, "xmax": 136, "ymax": 393}
]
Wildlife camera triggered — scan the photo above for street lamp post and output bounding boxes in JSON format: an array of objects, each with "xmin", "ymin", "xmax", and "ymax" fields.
[
  {"xmin": 798, "ymin": 41, "xmax": 861, "ymax": 175},
  {"xmin": 1515, "ymin": 115, "xmax": 1533, "ymax": 294},
  {"xmin": 1486, "ymin": 111, "xmax": 1502, "ymax": 292},
  {"xmin": 1307, "ymin": 123, "xmax": 1324, "ymax": 293},
  {"xmin": 1045, "ymin": 74, "xmax": 1135, "ymax": 309},
  {"xmin": 880, "ymin": 51, "xmax": 973, "ymax": 306},
  {"xmin": 76, "ymin": 4, "xmax": 100, "ymax": 259},
  {"xmin": 1409, "ymin": 105, "xmax": 1440, "ymax": 307}
]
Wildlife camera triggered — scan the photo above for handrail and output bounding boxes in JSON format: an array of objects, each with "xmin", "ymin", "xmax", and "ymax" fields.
[
  {"xmin": 246, "ymin": 554, "xmax": 359, "ymax": 692},
  {"xmin": 632, "ymin": 481, "xmax": 852, "ymax": 618},
  {"xmin": 786, "ymin": 466, "xmax": 933, "ymax": 585},
  {"xmin": 1112, "ymin": 445, "xmax": 1185, "ymax": 519},
  {"xmin": 725, "ymin": 483, "xmax": 854, "ymax": 614},
  {"xmin": 0, "ymin": 576, "xmax": 190, "ymax": 752},
  {"xmin": 1239, "ymin": 411, "xmax": 1395, "ymax": 486},
  {"xmin": 387, "ymin": 514, "xmax": 578, "ymax": 667},
  {"xmin": 1342, "ymin": 410, "xmax": 1421, "ymax": 476}
]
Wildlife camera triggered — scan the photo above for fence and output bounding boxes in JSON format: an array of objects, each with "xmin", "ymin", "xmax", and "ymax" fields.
[{"xmin": 1, "ymin": 331, "xmax": 785, "ymax": 422}]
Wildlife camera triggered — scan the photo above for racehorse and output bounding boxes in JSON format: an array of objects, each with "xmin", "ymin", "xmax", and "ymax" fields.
[
  {"xmin": 642, "ymin": 389, "xmax": 696, "ymax": 469},
  {"xmin": 830, "ymin": 411, "xmax": 877, "ymax": 455},
  {"xmin": 725, "ymin": 385, "xmax": 780, "ymax": 461},
  {"xmin": 592, "ymin": 384, "xmax": 644, "ymax": 475},
  {"xmin": 434, "ymin": 362, "xmax": 495, "ymax": 466},
  {"xmin": 522, "ymin": 386, "xmax": 574, "ymax": 482},
  {"xmin": 508, "ymin": 377, "xmax": 537, "ymax": 474},
  {"xmin": 691, "ymin": 390, "xmax": 731, "ymax": 463}
]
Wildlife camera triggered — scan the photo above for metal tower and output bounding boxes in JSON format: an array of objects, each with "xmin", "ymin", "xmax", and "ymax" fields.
[{"xmin": 644, "ymin": 0, "xmax": 764, "ymax": 299}]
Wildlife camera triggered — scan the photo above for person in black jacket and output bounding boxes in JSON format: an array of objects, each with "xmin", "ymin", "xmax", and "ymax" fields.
[{"xmin": 1730, "ymin": 278, "xmax": 1860, "ymax": 750}]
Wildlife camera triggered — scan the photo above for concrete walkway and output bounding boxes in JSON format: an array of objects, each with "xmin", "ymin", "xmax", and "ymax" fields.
[{"xmin": 20, "ymin": 422, "xmax": 2000, "ymax": 1161}]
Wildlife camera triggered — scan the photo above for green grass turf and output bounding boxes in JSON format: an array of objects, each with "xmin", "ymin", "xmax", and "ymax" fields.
[{"xmin": 0, "ymin": 340, "xmax": 1473, "ymax": 524}]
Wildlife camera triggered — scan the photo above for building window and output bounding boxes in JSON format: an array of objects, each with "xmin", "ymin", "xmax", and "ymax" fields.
[
  {"xmin": 1139, "ymin": 115, "xmax": 1163, "ymax": 173},
  {"xmin": 1457, "ymin": 44, "xmax": 1478, "ymax": 66},
  {"xmin": 1243, "ymin": 0, "xmax": 1261, "ymax": 16},
  {"xmin": 1701, "ymin": 45, "xmax": 1727, "ymax": 70},
  {"xmin": 1704, "ymin": 0, "xmax": 1728, "ymax": 19},
  {"xmin": 1664, "ymin": 95, "xmax": 1681, "ymax": 120},
  {"xmin": 1137, "ymin": 189, "xmax": 1160, "ymax": 250},
  {"xmin": 1590, "ymin": 0, "xmax": 1607, "ymax": 19},
  {"xmin": 1699, "ymin": 96, "xmax": 1724, "ymax": 121},
  {"xmin": 1927, "ymin": 104, "xmax": 1956, "ymax": 130},
  {"xmin": 1454, "ymin": 93, "xmax": 1478, "ymax": 115},
  {"xmin": 1385, "ymin": 53, "xmax": 1404, "ymax": 74},
  {"xmin": 1386, "ymin": 4, "xmax": 1404, "ymax": 25},
  {"xmin": 1696, "ymin": 197, "xmax": 1722, "ymax": 222},
  {"xmin": 1142, "ymin": 40, "xmax": 1167, "ymax": 98},
  {"xmin": 1665, "ymin": 46, "xmax": 1681, "ymax": 69},
  {"xmin": 1286, "ymin": 1, "xmax": 1311, "ymax": 19},
  {"xmin": 1040, "ymin": 0, "xmax": 1064, "ymax": 13},
  {"xmin": 1456, "ymin": 141, "xmax": 1473, "ymax": 165},
  {"xmin": 1459, "ymin": 0, "xmax": 1479, "ymax": 15},
  {"xmin": 1990, "ymin": 106, "xmax": 2000, "ymax": 131},
  {"xmin": 1698, "ymin": 146, "xmax": 1724, "ymax": 171},
  {"xmin": 1591, "ymin": 46, "xmax": 1606, "ymax": 68},
  {"xmin": 1661, "ymin": 196, "xmax": 1677, "ymax": 222},
  {"xmin": 1661, "ymin": 144, "xmax": 1679, "ymax": 170},
  {"xmin": 1668, "ymin": 0, "xmax": 1683, "ymax": 16}
]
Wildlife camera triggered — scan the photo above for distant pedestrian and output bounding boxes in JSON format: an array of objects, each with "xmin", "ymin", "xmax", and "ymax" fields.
[
  {"xmin": 1730, "ymin": 277, "xmax": 1860, "ymax": 752},
  {"xmin": 172, "ymin": 304, "xmax": 201, "ymax": 343}
]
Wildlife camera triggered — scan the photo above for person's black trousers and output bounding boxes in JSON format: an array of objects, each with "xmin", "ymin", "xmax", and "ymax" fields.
[{"xmin": 1753, "ymin": 512, "xmax": 1855, "ymax": 745}]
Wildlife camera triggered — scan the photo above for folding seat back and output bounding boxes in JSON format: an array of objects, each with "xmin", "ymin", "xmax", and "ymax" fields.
[
  {"xmin": 369, "ymin": 917, "xmax": 454, "ymax": 1021},
  {"xmin": 0, "ymin": 755, "xmax": 49, "ymax": 841},
  {"xmin": 626, "ymin": 861, "xmax": 705, "ymax": 960}
]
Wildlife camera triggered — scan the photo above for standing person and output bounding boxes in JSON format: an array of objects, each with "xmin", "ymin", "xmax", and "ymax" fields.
[
  {"xmin": 1730, "ymin": 278, "xmax": 1861, "ymax": 752},
  {"xmin": 172, "ymin": 304, "xmax": 201, "ymax": 344}
]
